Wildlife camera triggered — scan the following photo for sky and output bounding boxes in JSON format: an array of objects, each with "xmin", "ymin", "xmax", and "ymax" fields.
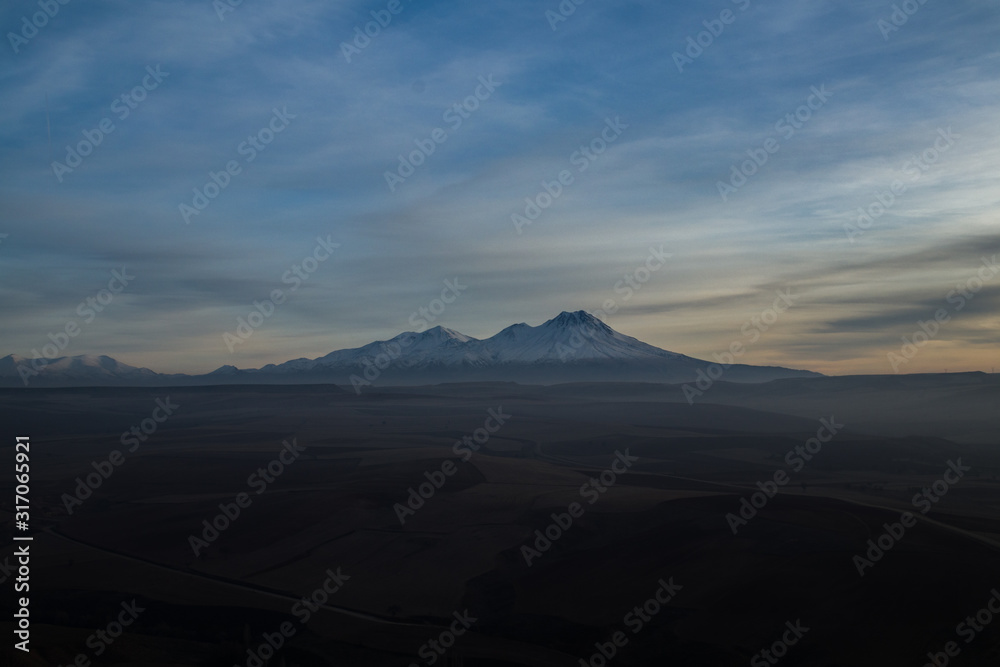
[{"xmin": 1, "ymin": 0, "xmax": 998, "ymax": 376}]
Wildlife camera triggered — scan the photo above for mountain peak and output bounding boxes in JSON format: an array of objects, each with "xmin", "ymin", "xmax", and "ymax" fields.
[
  {"xmin": 422, "ymin": 325, "xmax": 474, "ymax": 342},
  {"xmin": 495, "ymin": 322, "xmax": 530, "ymax": 337},
  {"xmin": 545, "ymin": 310, "xmax": 612, "ymax": 332}
]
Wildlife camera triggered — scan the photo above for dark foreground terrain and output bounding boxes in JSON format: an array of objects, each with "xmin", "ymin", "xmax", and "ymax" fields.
[{"xmin": 2, "ymin": 374, "xmax": 1000, "ymax": 666}]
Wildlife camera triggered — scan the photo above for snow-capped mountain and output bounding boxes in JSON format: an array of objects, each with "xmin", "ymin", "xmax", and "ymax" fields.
[
  {"xmin": 479, "ymin": 311, "xmax": 690, "ymax": 364},
  {"xmin": 0, "ymin": 312, "xmax": 822, "ymax": 387},
  {"xmin": 214, "ymin": 311, "xmax": 820, "ymax": 385},
  {"xmin": 0, "ymin": 353, "xmax": 161, "ymax": 386},
  {"xmin": 257, "ymin": 311, "xmax": 697, "ymax": 373}
]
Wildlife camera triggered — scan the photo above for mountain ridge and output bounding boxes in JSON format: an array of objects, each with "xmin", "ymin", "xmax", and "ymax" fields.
[{"xmin": 0, "ymin": 311, "xmax": 822, "ymax": 387}]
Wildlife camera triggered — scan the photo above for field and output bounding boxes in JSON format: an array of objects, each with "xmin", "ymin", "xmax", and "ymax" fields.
[{"xmin": 2, "ymin": 376, "xmax": 1000, "ymax": 666}]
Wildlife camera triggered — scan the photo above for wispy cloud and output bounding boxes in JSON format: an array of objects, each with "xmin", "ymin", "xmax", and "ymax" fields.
[{"xmin": 1, "ymin": 0, "xmax": 998, "ymax": 374}]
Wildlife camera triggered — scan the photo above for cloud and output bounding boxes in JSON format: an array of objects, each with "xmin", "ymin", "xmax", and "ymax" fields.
[{"xmin": 1, "ymin": 0, "xmax": 998, "ymax": 374}]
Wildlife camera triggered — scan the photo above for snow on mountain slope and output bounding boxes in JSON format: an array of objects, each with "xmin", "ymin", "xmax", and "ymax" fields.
[
  {"xmin": 259, "ymin": 326, "xmax": 482, "ymax": 373},
  {"xmin": 259, "ymin": 311, "xmax": 693, "ymax": 372},
  {"xmin": 0, "ymin": 312, "xmax": 822, "ymax": 386},
  {"xmin": 0, "ymin": 354, "xmax": 159, "ymax": 383},
  {"xmin": 239, "ymin": 311, "xmax": 819, "ymax": 383},
  {"xmin": 477, "ymin": 311, "xmax": 692, "ymax": 363}
]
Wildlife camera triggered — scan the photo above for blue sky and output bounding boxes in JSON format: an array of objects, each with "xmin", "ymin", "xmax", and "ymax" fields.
[{"xmin": 1, "ymin": 0, "xmax": 998, "ymax": 375}]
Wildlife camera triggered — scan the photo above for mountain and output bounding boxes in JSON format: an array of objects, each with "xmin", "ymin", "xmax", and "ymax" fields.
[
  {"xmin": 0, "ymin": 353, "xmax": 162, "ymax": 387},
  {"xmin": 256, "ymin": 311, "xmax": 697, "ymax": 373},
  {"xmin": 0, "ymin": 312, "xmax": 822, "ymax": 388}
]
